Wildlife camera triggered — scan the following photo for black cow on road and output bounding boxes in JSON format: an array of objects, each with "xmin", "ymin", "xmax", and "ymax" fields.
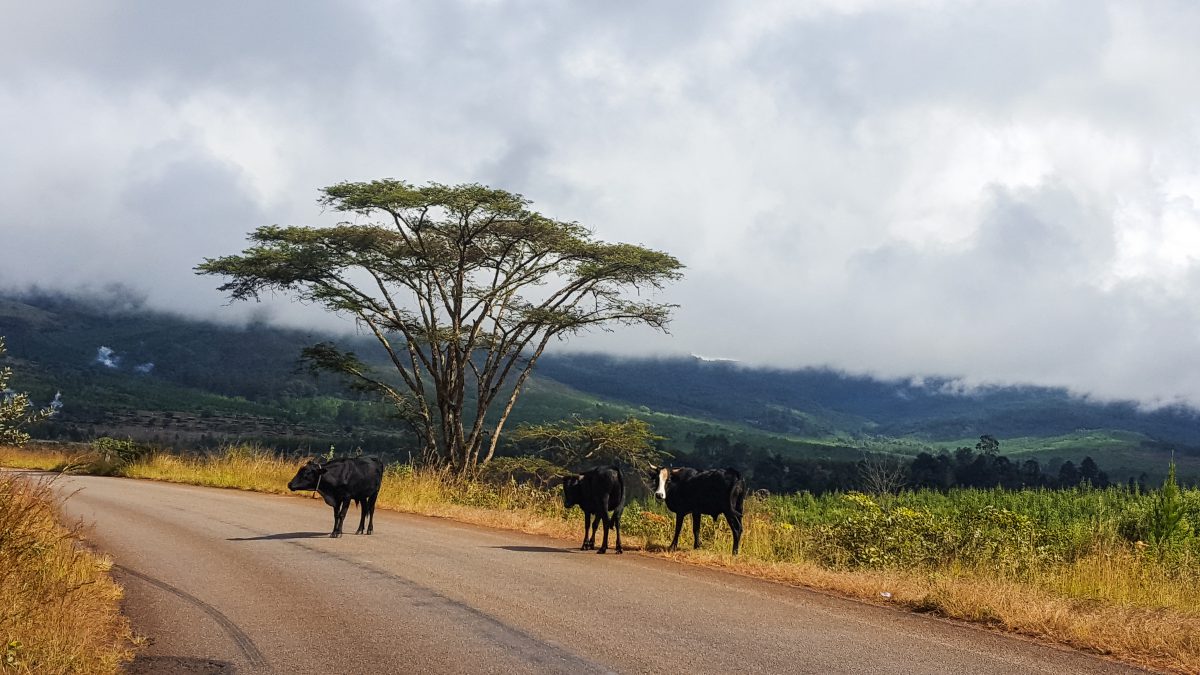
[
  {"xmin": 288, "ymin": 456, "xmax": 384, "ymax": 538},
  {"xmin": 562, "ymin": 466, "xmax": 625, "ymax": 554},
  {"xmin": 649, "ymin": 466, "xmax": 746, "ymax": 555}
]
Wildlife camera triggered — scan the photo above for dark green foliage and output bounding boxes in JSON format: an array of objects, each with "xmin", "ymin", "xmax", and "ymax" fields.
[
  {"xmin": 535, "ymin": 353, "xmax": 1200, "ymax": 450},
  {"xmin": 683, "ymin": 433, "xmax": 1115, "ymax": 495},
  {"xmin": 510, "ymin": 416, "xmax": 667, "ymax": 471},
  {"xmin": 1148, "ymin": 462, "xmax": 1191, "ymax": 553},
  {"xmin": 0, "ymin": 336, "xmax": 54, "ymax": 445},
  {"xmin": 476, "ymin": 456, "xmax": 566, "ymax": 486}
]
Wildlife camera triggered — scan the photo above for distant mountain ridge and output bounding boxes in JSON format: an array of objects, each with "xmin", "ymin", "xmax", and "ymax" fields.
[
  {"xmin": 2, "ymin": 291, "xmax": 1198, "ymax": 470},
  {"xmin": 534, "ymin": 353, "xmax": 1200, "ymax": 447}
]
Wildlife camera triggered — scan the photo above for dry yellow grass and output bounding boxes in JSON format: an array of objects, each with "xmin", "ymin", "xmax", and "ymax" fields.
[
  {"xmin": 0, "ymin": 443, "xmax": 74, "ymax": 470},
  {"xmin": 3, "ymin": 443, "xmax": 1198, "ymax": 673},
  {"xmin": 0, "ymin": 471, "xmax": 135, "ymax": 674}
]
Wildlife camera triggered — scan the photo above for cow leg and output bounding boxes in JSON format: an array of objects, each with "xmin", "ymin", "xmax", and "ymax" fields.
[
  {"xmin": 613, "ymin": 507, "xmax": 624, "ymax": 554},
  {"xmin": 726, "ymin": 509, "xmax": 743, "ymax": 555},
  {"xmin": 355, "ymin": 498, "xmax": 368, "ymax": 535},
  {"xmin": 365, "ymin": 494, "xmax": 377, "ymax": 535},
  {"xmin": 334, "ymin": 498, "xmax": 351, "ymax": 538},
  {"xmin": 589, "ymin": 511, "xmax": 602, "ymax": 549},
  {"xmin": 596, "ymin": 508, "xmax": 612, "ymax": 554},
  {"xmin": 669, "ymin": 512, "xmax": 685, "ymax": 551},
  {"xmin": 581, "ymin": 511, "xmax": 592, "ymax": 550},
  {"xmin": 691, "ymin": 512, "xmax": 702, "ymax": 549}
]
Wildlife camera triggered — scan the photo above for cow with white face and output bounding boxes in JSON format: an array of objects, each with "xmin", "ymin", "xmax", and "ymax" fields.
[{"xmin": 649, "ymin": 466, "xmax": 746, "ymax": 555}]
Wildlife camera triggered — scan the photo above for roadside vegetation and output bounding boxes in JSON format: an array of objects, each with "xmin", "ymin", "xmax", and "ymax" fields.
[
  {"xmin": 1, "ymin": 337, "xmax": 134, "ymax": 673},
  {"xmin": 4, "ymin": 441, "xmax": 1198, "ymax": 672},
  {"xmin": 0, "ymin": 471, "xmax": 134, "ymax": 674}
]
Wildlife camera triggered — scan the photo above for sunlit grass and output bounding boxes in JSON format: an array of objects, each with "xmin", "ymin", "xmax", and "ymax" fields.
[
  {"xmin": 0, "ymin": 443, "xmax": 74, "ymax": 470},
  {"xmin": 0, "ymin": 471, "xmax": 134, "ymax": 674}
]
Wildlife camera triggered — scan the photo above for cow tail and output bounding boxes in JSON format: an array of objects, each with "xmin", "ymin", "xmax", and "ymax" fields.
[
  {"xmin": 732, "ymin": 475, "xmax": 746, "ymax": 515},
  {"xmin": 616, "ymin": 463, "xmax": 626, "ymax": 503}
]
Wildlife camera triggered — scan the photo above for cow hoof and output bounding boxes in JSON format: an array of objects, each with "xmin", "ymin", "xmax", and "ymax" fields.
[
  {"xmin": 615, "ymin": 548, "xmax": 624, "ymax": 555},
  {"xmin": 596, "ymin": 548, "xmax": 607, "ymax": 554}
]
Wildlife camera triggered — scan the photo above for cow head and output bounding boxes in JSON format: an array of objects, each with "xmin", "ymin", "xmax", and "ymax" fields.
[
  {"xmin": 561, "ymin": 474, "xmax": 585, "ymax": 508},
  {"xmin": 287, "ymin": 460, "xmax": 327, "ymax": 492},
  {"xmin": 648, "ymin": 465, "xmax": 671, "ymax": 500}
]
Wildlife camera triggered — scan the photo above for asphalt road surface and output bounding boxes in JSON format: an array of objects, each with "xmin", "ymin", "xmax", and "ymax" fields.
[{"xmin": 46, "ymin": 473, "xmax": 1146, "ymax": 675}]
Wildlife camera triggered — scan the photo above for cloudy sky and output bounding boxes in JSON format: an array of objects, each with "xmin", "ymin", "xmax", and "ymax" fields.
[{"xmin": 3, "ymin": 1, "xmax": 1200, "ymax": 407}]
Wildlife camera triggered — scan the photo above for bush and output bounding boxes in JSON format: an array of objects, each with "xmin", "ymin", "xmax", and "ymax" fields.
[
  {"xmin": 59, "ymin": 437, "xmax": 152, "ymax": 476},
  {"xmin": 810, "ymin": 492, "xmax": 1038, "ymax": 573},
  {"xmin": 476, "ymin": 456, "xmax": 566, "ymax": 487}
]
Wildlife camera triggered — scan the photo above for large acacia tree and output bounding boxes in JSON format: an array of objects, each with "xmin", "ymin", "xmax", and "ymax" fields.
[{"xmin": 197, "ymin": 180, "xmax": 683, "ymax": 472}]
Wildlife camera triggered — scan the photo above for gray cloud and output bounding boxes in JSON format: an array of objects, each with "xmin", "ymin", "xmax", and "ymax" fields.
[{"xmin": 3, "ymin": 1, "xmax": 1200, "ymax": 407}]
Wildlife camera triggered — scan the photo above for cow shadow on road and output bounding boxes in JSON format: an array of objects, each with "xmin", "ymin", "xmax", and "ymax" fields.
[
  {"xmin": 226, "ymin": 531, "xmax": 329, "ymax": 541},
  {"xmin": 488, "ymin": 545, "xmax": 571, "ymax": 554}
]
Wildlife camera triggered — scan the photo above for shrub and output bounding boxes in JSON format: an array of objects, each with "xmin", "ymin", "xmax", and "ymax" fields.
[{"xmin": 60, "ymin": 437, "xmax": 152, "ymax": 476}]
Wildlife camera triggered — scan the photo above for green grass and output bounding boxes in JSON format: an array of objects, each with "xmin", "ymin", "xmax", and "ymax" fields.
[
  {"xmin": 513, "ymin": 377, "xmax": 863, "ymax": 459},
  {"xmin": 927, "ymin": 430, "xmax": 1200, "ymax": 481}
]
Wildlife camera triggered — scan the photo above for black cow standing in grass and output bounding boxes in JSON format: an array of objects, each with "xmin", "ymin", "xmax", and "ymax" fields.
[
  {"xmin": 650, "ymin": 466, "xmax": 746, "ymax": 555},
  {"xmin": 288, "ymin": 456, "xmax": 384, "ymax": 538},
  {"xmin": 562, "ymin": 465, "xmax": 625, "ymax": 554}
]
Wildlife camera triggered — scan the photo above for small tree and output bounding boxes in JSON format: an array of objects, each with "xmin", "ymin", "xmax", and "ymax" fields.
[
  {"xmin": 858, "ymin": 452, "xmax": 907, "ymax": 495},
  {"xmin": 0, "ymin": 338, "xmax": 54, "ymax": 446},
  {"xmin": 975, "ymin": 434, "xmax": 999, "ymax": 456},
  {"xmin": 510, "ymin": 417, "xmax": 666, "ymax": 471},
  {"xmin": 198, "ymin": 181, "xmax": 683, "ymax": 473},
  {"xmin": 1147, "ymin": 460, "xmax": 1190, "ymax": 556}
]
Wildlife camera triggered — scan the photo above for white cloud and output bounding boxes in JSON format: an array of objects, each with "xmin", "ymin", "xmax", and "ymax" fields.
[{"xmin": 2, "ymin": 0, "xmax": 1200, "ymax": 407}]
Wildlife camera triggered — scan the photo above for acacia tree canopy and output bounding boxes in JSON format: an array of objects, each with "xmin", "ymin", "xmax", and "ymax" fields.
[
  {"xmin": 510, "ymin": 416, "xmax": 667, "ymax": 471},
  {"xmin": 197, "ymin": 180, "xmax": 683, "ymax": 471}
]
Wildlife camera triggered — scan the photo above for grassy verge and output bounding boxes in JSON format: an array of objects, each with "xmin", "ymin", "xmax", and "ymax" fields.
[
  {"xmin": 4, "ymin": 443, "xmax": 1197, "ymax": 673},
  {"xmin": 0, "ymin": 470, "xmax": 134, "ymax": 674}
]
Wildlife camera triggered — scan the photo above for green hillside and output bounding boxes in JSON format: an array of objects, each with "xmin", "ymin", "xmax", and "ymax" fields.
[
  {"xmin": 2, "ymin": 291, "xmax": 1196, "ymax": 481},
  {"xmin": 0, "ymin": 293, "xmax": 861, "ymax": 460}
]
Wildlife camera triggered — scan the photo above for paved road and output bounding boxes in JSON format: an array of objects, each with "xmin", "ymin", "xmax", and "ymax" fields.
[{"xmin": 48, "ymin": 474, "xmax": 1144, "ymax": 674}]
